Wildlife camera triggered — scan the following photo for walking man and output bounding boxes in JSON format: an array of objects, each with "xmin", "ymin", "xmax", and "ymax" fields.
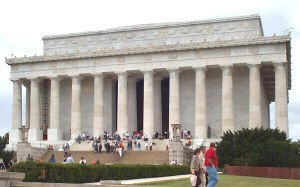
[{"xmin": 205, "ymin": 142, "xmax": 219, "ymax": 187}]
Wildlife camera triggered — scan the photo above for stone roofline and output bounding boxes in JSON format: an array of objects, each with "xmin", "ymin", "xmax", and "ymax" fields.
[
  {"xmin": 42, "ymin": 14, "xmax": 263, "ymax": 40},
  {"xmin": 6, "ymin": 35, "xmax": 290, "ymax": 65}
]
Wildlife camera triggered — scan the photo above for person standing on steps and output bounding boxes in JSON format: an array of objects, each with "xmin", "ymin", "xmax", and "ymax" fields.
[
  {"xmin": 137, "ymin": 142, "xmax": 141, "ymax": 151},
  {"xmin": 99, "ymin": 143, "xmax": 102, "ymax": 153},
  {"xmin": 205, "ymin": 142, "xmax": 219, "ymax": 187},
  {"xmin": 118, "ymin": 141, "xmax": 123, "ymax": 157},
  {"xmin": 49, "ymin": 154, "xmax": 56, "ymax": 163}
]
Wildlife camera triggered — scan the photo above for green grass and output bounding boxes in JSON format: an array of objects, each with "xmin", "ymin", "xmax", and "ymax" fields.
[{"xmin": 142, "ymin": 174, "xmax": 300, "ymax": 187}]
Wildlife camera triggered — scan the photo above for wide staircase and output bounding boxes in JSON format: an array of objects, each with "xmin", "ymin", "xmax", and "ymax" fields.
[
  {"xmin": 41, "ymin": 139, "xmax": 193, "ymax": 165},
  {"xmin": 41, "ymin": 150, "xmax": 169, "ymax": 165}
]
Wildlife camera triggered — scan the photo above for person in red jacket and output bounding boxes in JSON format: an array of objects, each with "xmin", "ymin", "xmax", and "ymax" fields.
[{"xmin": 204, "ymin": 142, "xmax": 219, "ymax": 187}]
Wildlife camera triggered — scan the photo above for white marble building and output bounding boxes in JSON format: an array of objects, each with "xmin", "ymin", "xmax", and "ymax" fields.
[{"xmin": 6, "ymin": 14, "xmax": 291, "ymax": 148}]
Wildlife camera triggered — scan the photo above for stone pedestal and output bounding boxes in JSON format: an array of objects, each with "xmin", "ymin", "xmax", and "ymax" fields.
[
  {"xmin": 47, "ymin": 128, "xmax": 63, "ymax": 141},
  {"xmin": 169, "ymin": 123, "xmax": 192, "ymax": 165},
  {"xmin": 169, "ymin": 141, "xmax": 193, "ymax": 165},
  {"xmin": 28, "ymin": 129, "xmax": 43, "ymax": 142}
]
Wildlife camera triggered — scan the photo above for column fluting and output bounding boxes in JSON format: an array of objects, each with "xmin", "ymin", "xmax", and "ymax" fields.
[
  {"xmin": 221, "ymin": 66, "xmax": 234, "ymax": 134},
  {"xmin": 249, "ymin": 64, "xmax": 262, "ymax": 128},
  {"xmin": 29, "ymin": 78, "xmax": 42, "ymax": 141},
  {"xmin": 71, "ymin": 76, "xmax": 82, "ymax": 140},
  {"xmin": 194, "ymin": 66, "xmax": 207, "ymax": 139},
  {"xmin": 274, "ymin": 62, "xmax": 288, "ymax": 134},
  {"xmin": 49, "ymin": 77, "xmax": 62, "ymax": 140},
  {"xmin": 93, "ymin": 73, "xmax": 105, "ymax": 138},
  {"xmin": 128, "ymin": 77, "xmax": 137, "ymax": 134},
  {"xmin": 143, "ymin": 70, "xmax": 154, "ymax": 139},
  {"xmin": 117, "ymin": 72, "xmax": 128, "ymax": 137},
  {"xmin": 169, "ymin": 68, "xmax": 181, "ymax": 139}
]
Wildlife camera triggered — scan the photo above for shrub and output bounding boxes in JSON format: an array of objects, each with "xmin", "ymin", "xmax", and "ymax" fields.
[
  {"xmin": 216, "ymin": 127, "xmax": 300, "ymax": 168},
  {"xmin": 8, "ymin": 161, "xmax": 189, "ymax": 183}
]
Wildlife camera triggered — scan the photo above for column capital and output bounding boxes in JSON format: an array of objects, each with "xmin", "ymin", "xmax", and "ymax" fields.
[
  {"xmin": 49, "ymin": 76, "xmax": 62, "ymax": 82},
  {"xmin": 167, "ymin": 68, "xmax": 181, "ymax": 73},
  {"xmin": 70, "ymin": 75, "xmax": 83, "ymax": 80},
  {"xmin": 28, "ymin": 77, "xmax": 42, "ymax": 84},
  {"xmin": 247, "ymin": 63, "xmax": 261, "ymax": 68},
  {"xmin": 220, "ymin": 64, "xmax": 234, "ymax": 70},
  {"xmin": 193, "ymin": 66, "xmax": 207, "ymax": 72},
  {"xmin": 10, "ymin": 78, "xmax": 22, "ymax": 83},
  {"xmin": 115, "ymin": 71, "xmax": 129, "ymax": 76},
  {"xmin": 141, "ymin": 69, "xmax": 155, "ymax": 74},
  {"xmin": 273, "ymin": 62, "xmax": 287, "ymax": 68},
  {"xmin": 92, "ymin": 73, "xmax": 105, "ymax": 79}
]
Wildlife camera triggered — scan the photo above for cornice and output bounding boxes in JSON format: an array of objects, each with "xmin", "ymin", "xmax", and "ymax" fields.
[{"xmin": 6, "ymin": 35, "xmax": 290, "ymax": 65}]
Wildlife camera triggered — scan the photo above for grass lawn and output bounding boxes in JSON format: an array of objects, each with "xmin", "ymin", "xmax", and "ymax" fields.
[{"xmin": 142, "ymin": 174, "xmax": 300, "ymax": 187}]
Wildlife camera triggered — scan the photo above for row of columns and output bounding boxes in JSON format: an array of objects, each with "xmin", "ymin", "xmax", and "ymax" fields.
[{"xmin": 11, "ymin": 62, "xmax": 289, "ymax": 142}]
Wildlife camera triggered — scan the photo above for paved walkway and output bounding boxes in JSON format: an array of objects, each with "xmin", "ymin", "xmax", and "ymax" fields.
[{"xmin": 99, "ymin": 174, "xmax": 190, "ymax": 185}]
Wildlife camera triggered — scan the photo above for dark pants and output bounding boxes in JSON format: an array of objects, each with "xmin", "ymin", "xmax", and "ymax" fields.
[{"xmin": 193, "ymin": 170, "xmax": 201, "ymax": 187}]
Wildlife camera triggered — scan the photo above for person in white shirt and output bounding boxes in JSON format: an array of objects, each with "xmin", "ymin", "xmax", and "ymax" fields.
[
  {"xmin": 82, "ymin": 132, "xmax": 86, "ymax": 141},
  {"xmin": 66, "ymin": 154, "xmax": 74, "ymax": 164}
]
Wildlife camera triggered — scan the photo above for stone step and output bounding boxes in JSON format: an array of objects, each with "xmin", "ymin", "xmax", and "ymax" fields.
[{"xmin": 41, "ymin": 150, "xmax": 169, "ymax": 165}]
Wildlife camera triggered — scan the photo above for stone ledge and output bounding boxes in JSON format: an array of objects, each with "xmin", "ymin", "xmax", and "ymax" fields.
[{"xmin": 0, "ymin": 172, "xmax": 25, "ymax": 181}]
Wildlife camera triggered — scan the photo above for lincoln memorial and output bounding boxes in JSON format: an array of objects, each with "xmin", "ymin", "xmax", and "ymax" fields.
[{"xmin": 6, "ymin": 14, "xmax": 291, "ymax": 148}]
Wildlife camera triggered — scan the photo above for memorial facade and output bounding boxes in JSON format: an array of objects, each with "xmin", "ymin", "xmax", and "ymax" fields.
[{"xmin": 6, "ymin": 15, "xmax": 291, "ymax": 147}]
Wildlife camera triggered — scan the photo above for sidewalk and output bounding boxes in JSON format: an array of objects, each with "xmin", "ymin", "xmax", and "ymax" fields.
[{"xmin": 99, "ymin": 174, "xmax": 190, "ymax": 185}]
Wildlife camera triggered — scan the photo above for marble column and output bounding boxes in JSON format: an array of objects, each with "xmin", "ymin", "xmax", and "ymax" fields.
[
  {"xmin": 143, "ymin": 70, "xmax": 154, "ymax": 138},
  {"xmin": 274, "ymin": 62, "xmax": 288, "ymax": 134},
  {"xmin": 128, "ymin": 77, "xmax": 137, "ymax": 134},
  {"xmin": 48, "ymin": 77, "xmax": 62, "ymax": 141},
  {"xmin": 248, "ymin": 64, "xmax": 262, "ymax": 128},
  {"xmin": 221, "ymin": 66, "xmax": 234, "ymax": 134},
  {"xmin": 194, "ymin": 66, "xmax": 207, "ymax": 139},
  {"xmin": 25, "ymin": 83, "xmax": 30, "ymax": 128},
  {"xmin": 117, "ymin": 72, "xmax": 128, "ymax": 137},
  {"xmin": 71, "ymin": 76, "xmax": 82, "ymax": 140},
  {"xmin": 93, "ymin": 73, "xmax": 105, "ymax": 138},
  {"xmin": 104, "ymin": 78, "xmax": 114, "ymax": 132},
  {"xmin": 29, "ymin": 78, "xmax": 42, "ymax": 141},
  {"xmin": 169, "ymin": 68, "xmax": 181, "ymax": 139},
  {"xmin": 10, "ymin": 79, "xmax": 22, "ymax": 143},
  {"xmin": 154, "ymin": 76, "xmax": 162, "ymax": 132}
]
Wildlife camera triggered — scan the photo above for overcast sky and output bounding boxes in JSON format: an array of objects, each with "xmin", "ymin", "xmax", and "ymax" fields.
[{"xmin": 0, "ymin": 0, "xmax": 299, "ymax": 140}]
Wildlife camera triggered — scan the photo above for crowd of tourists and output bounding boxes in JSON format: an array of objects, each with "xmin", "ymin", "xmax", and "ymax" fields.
[{"xmin": 190, "ymin": 142, "xmax": 219, "ymax": 187}]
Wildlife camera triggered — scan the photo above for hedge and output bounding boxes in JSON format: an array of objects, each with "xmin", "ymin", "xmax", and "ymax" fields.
[{"xmin": 8, "ymin": 161, "xmax": 190, "ymax": 183}]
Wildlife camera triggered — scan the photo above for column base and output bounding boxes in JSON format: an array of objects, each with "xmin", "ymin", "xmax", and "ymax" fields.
[
  {"xmin": 9, "ymin": 129, "xmax": 21, "ymax": 144},
  {"xmin": 28, "ymin": 129, "xmax": 43, "ymax": 142},
  {"xmin": 47, "ymin": 128, "xmax": 63, "ymax": 141},
  {"xmin": 71, "ymin": 130, "xmax": 81, "ymax": 140}
]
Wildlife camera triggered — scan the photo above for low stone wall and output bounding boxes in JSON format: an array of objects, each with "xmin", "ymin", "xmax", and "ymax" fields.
[
  {"xmin": 17, "ymin": 143, "xmax": 47, "ymax": 162},
  {"xmin": 0, "ymin": 172, "xmax": 25, "ymax": 187},
  {"xmin": 226, "ymin": 165, "xmax": 300, "ymax": 180}
]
